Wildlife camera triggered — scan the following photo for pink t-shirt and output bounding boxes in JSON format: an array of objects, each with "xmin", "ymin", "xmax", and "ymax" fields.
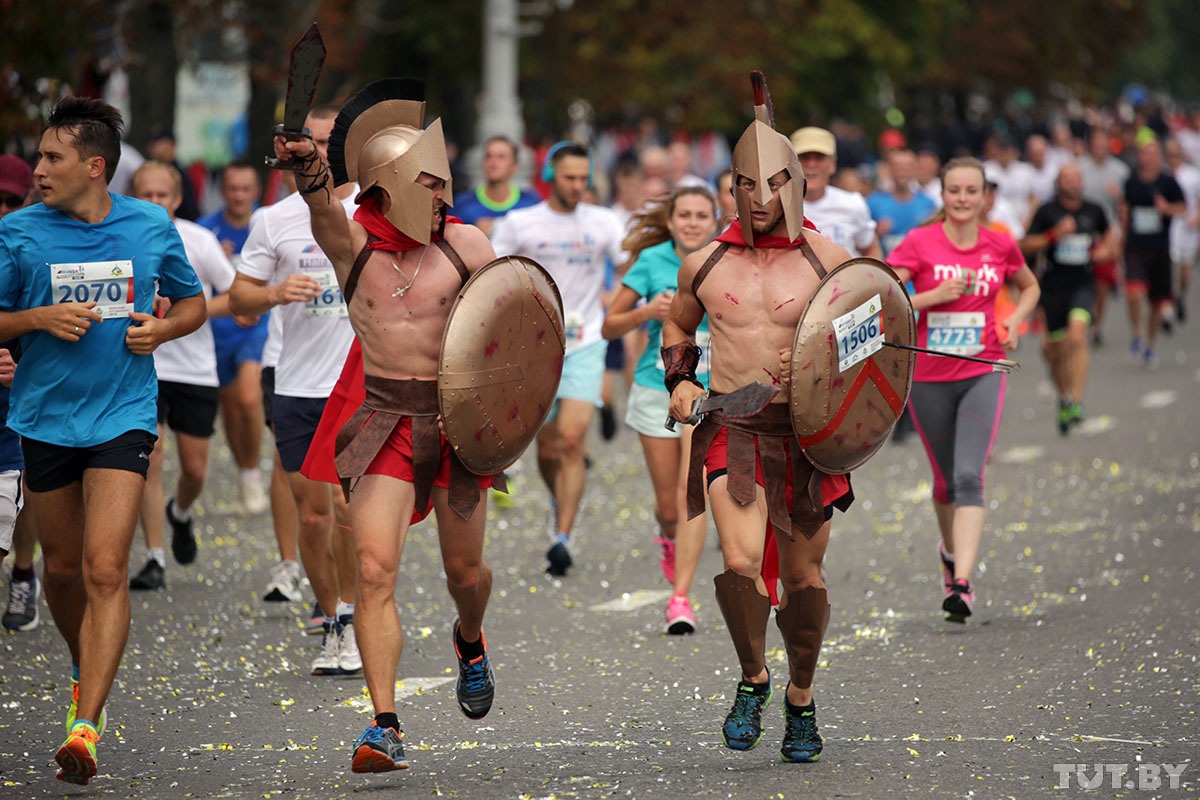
[{"xmin": 887, "ymin": 224, "xmax": 1025, "ymax": 382}]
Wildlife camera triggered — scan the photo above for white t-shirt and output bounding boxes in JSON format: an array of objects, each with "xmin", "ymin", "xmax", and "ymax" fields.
[
  {"xmin": 237, "ymin": 192, "xmax": 356, "ymax": 398},
  {"xmin": 261, "ymin": 307, "xmax": 283, "ymax": 369},
  {"xmin": 153, "ymin": 218, "xmax": 236, "ymax": 387},
  {"xmin": 805, "ymin": 186, "xmax": 877, "ymax": 257},
  {"xmin": 984, "ymin": 159, "xmax": 1040, "ymax": 224},
  {"xmin": 1170, "ymin": 162, "xmax": 1200, "ymax": 264},
  {"xmin": 491, "ymin": 201, "xmax": 626, "ymax": 353}
]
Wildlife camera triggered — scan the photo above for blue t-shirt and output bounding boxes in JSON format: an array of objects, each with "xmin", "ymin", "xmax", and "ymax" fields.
[
  {"xmin": 620, "ymin": 240, "xmax": 710, "ymax": 391},
  {"xmin": 0, "ymin": 194, "xmax": 203, "ymax": 447},
  {"xmin": 867, "ymin": 191, "xmax": 938, "ymax": 255},
  {"xmin": 196, "ymin": 209, "xmax": 267, "ymax": 342},
  {"xmin": 452, "ymin": 185, "xmax": 541, "ymax": 227},
  {"xmin": 196, "ymin": 208, "xmax": 252, "ymax": 257}
]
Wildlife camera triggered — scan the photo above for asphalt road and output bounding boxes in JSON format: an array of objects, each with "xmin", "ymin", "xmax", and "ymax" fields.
[{"xmin": 1, "ymin": 291, "xmax": 1197, "ymax": 799}]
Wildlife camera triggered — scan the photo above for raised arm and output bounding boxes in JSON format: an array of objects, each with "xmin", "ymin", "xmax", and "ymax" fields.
[{"xmin": 272, "ymin": 134, "xmax": 358, "ymax": 280}]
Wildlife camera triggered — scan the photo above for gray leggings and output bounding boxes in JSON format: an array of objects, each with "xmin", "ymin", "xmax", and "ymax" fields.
[{"xmin": 908, "ymin": 372, "xmax": 1007, "ymax": 507}]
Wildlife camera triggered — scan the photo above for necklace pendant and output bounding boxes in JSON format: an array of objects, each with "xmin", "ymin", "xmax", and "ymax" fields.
[{"xmin": 393, "ymin": 286, "xmax": 406, "ymax": 298}]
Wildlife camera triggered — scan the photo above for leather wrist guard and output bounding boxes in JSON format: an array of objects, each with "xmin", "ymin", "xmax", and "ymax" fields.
[{"xmin": 662, "ymin": 342, "xmax": 703, "ymax": 394}]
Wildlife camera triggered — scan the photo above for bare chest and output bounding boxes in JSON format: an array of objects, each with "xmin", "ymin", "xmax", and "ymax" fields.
[
  {"xmin": 698, "ymin": 252, "xmax": 823, "ymax": 333},
  {"xmin": 349, "ymin": 249, "xmax": 461, "ymax": 331}
]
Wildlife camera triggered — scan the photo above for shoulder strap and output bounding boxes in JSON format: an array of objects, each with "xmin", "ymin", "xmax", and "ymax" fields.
[
  {"xmin": 691, "ymin": 242, "xmax": 731, "ymax": 297},
  {"xmin": 434, "ymin": 239, "xmax": 471, "ymax": 286},
  {"xmin": 344, "ymin": 234, "xmax": 380, "ymax": 304},
  {"xmin": 798, "ymin": 238, "xmax": 828, "ymax": 279}
]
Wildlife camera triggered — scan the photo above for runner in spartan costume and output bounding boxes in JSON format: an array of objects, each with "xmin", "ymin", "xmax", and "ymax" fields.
[
  {"xmin": 271, "ymin": 78, "xmax": 505, "ymax": 775},
  {"xmin": 662, "ymin": 74, "xmax": 853, "ymax": 763}
]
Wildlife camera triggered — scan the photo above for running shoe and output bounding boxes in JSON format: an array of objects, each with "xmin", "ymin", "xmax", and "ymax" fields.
[
  {"xmin": 664, "ymin": 595, "xmax": 696, "ymax": 635},
  {"xmin": 239, "ymin": 471, "xmax": 270, "ymax": 516},
  {"xmin": 65, "ymin": 679, "xmax": 108, "ymax": 738},
  {"xmin": 653, "ymin": 535, "xmax": 676, "ymax": 584},
  {"xmin": 306, "ymin": 598, "xmax": 325, "ymax": 635},
  {"xmin": 1143, "ymin": 347, "xmax": 1157, "ymax": 369},
  {"xmin": 599, "ymin": 405, "xmax": 618, "ymax": 441},
  {"xmin": 722, "ymin": 676, "xmax": 773, "ymax": 751},
  {"xmin": 1068, "ymin": 402, "xmax": 1084, "ymax": 428},
  {"xmin": 166, "ymin": 499, "xmax": 197, "ymax": 565},
  {"xmin": 943, "ymin": 578, "xmax": 974, "ymax": 623},
  {"xmin": 937, "ymin": 541, "xmax": 955, "ymax": 599},
  {"xmin": 262, "ymin": 561, "xmax": 303, "ymax": 602},
  {"xmin": 337, "ymin": 614, "xmax": 362, "ymax": 675},
  {"xmin": 55, "ymin": 721, "xmax": 100, "ymax": 785},
  {"xmin": 452, "ymin": 618, "xmax": 495, "ymax": 720},
  {"xmin": 351, "ymin": 722, "xmax": 408, "ymax": 773},
  {"xmin": 311, "ymin": 620, "xmax": 342, "ymax": 675},
  {"xmin": 129, "ymin": 558, "xmax": 165, "ymax": 591},
  {"xmin": 1056, "ymin": 402, "xmax": 1073, "ymax": 436},
  {"xmin": 3, "ymin": 573, "xmax": 40, "ymax": 630},
  {"xmin": 780, "ymin": 700, "xmax": 823, "ymax": 763},
  {"xmin": 546, "ymin": 540, "xmax": 573, "ymax": 577}
]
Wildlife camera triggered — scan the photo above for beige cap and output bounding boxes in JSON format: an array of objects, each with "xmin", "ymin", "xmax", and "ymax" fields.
[{"xmin": 789, "ymin": 127, "xmax": 836, "ymax": 157}]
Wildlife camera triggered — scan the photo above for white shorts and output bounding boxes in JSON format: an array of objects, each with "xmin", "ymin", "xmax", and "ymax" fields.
[
  {"xmin": 0, "ymin": 469, "xmax": 24, "ymax": 553},
  {"xmin": 624, "ymin": 382, "xmax": 680, "ymax": 439}
]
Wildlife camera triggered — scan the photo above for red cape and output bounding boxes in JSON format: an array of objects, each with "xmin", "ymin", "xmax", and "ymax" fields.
[{"xmin": 353, "ymin": 192, "xmax": 462, "ymax": 251}]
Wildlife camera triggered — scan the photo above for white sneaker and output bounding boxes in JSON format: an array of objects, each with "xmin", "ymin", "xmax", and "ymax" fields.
[
  {"xmin": 311, "ymin": 621, "xmax": 342, "ymax": 675},
  {"xmin": 240, "ymin": 472, "xmax": 270, "ymax": 516},
  {"xmin": 262, "ymin": 561, "xmax": 303, "ymax": 603},
  {"xmin": 337, "ymin": 615, "xmax": 362, "ymax": 674}
]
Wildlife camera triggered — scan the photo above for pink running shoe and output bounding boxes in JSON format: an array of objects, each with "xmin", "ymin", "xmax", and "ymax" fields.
[
  {"xmin": 938, "ymin": 541, "xmax": 955, "ymax": 598},
  {"xmin": 943, "ymin": 578, "xmax": 974, "ymax": 623},
  {"xmin": 653, "ymin": 536, "xmax": 676, "ymax": 584},
  {"xmin": 665, "ymin": 595, "xmax": 696, "ymax": 635}
]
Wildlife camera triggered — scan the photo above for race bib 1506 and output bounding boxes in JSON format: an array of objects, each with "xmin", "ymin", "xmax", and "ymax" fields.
[
  {"xmin": 833, "ymin": 294, "xmax": 885, "ymax": 373},
  {"xmin": 51, "ymin": 260, "xmax": 135, "ymax": 319}
]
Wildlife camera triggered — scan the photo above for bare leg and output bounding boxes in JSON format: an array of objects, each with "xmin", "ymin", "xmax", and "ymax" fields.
[
  {"xmin": 269, "ymin": 449, "xmax": 298, "ymax": 562},
  {"xmin": 331, "ymin": 490, "xmax": 357, "ymax": 603},
  {"xmin": 38, "ymin": 469, "xmax": 144, "ymax": 723},
  {"xmin": 672, "ymin": 425, "xmax": 706, "ymax": 599},
  {"xmin": 288, "ymin": 472, "xmax": 337, "ymax": 617},
  {"xmin": 137, "ymin": 428, "xmax": 167, "ymax": 551},
  {"xmin": 433, "ymin": 486, "xmax": 491, "ymax": 641},
  {"xmin": 546, "ymin": 398, "xmax": 594, "ymax": 536},
  {"xmin": 220, "ymin": 363, "xmax": 265, "ymax": 472},
  {"xmin": 349, "ymin": 474, "xmax": 414, "ymax": 715}
]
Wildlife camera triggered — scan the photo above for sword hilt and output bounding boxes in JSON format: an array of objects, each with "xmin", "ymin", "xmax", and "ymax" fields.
[
  {"xmin": 663, "ymin": 397, "xmax": 703, "ymax": 432},
  {"xmin": 265, "ymin": 124, "xmax": 314, "ymax": 171}
]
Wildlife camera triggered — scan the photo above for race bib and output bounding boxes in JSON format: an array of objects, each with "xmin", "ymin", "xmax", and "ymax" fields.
[
  {"xmin": 833, "ymin": 293, "xmax": 885, "ymax": 373},
  {"xmin": 51, "ymin": 260, "xmax": 135, "ymax": 319},
  {"xmin": 305, "ymin": 269, "xmax": 347, "ymax": 318},
  {"xmin": 1054, "ymin": 233, "xmax": 1091, "ymax": 266},
  {"xmin": 926, "ymin": 311, "xmax": 985, "ymax": 356},
  {"xmin": 1131, "ymin": 206, "xmax": 1163, "ymax": 235},
  {"xmin": 564, "ymin": 312, "xmax": 585, "ymax": 343}
]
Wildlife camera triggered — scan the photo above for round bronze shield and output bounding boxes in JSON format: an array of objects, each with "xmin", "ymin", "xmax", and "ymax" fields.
[
  {"xmin": 439, "ymin": 256, "xmax": 565, "ymax": 475},
  {"xmin": 790, "ymin": 257, "xmax": 915, "ymax": 474}
]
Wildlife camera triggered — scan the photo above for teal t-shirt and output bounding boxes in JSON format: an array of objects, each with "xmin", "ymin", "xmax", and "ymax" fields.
[
  {"xmin": 0, "ymin": 194, "xmax": 202, "ymax": 447},
  {"xmin": 620, "ymin": 240, "xmax": 710, "ymax": 391}
]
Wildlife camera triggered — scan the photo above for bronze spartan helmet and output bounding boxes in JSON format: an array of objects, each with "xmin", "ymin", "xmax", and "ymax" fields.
[
  {"xmin": 729, "ymin": 78, "xmax": 806, "ymax": 246},
  {"xmin": 328, "ymin": 78, "xmax": 453, "ymax": 245}
]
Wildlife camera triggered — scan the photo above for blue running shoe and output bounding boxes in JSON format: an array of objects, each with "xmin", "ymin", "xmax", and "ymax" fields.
[
  {"xmin": 453, "ymin": 619, "xmax": 495, "ymax": 720},
  {"xmin": 351, "ymin": 723, "xmax": 408, "ymax": 773},
  {"xmin": 780, "ymin": 700, "xmax": 823, "ymax": 763},
  {"xmin": 545, "ymin": 540, "xmax": 573, "ymax": 576},
  {"xmin": 722, "ymin": 676, "xmax": 773, "ymax": 751}
]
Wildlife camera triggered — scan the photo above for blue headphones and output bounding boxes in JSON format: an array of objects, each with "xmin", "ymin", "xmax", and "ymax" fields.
[{"xmin": 541, "ymin": 140, "xmax": 594, "ymax": 186}]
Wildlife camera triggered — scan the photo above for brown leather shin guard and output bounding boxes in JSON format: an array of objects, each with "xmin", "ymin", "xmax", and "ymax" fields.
[
  {"xmin": 713, "ymin": 569, "xmax": 771, "ymax": 680},
  {"xmin": 774, "ymin": 587, "xmax": 831, "ymax": 690}
]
